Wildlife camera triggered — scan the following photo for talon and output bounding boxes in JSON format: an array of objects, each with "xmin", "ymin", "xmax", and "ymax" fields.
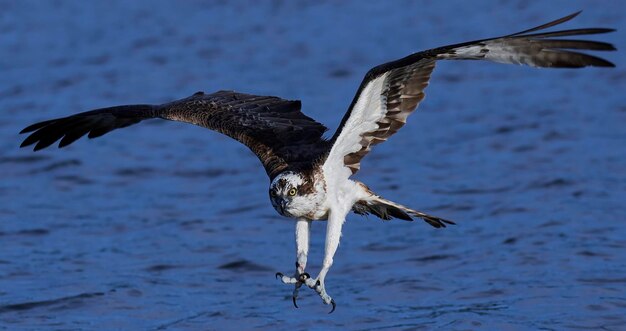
[
  {"xmin": 275, "ymin": 272, "xmax": 283, "ymax": 280},
  {"xmin": 292, "ymin": 296, "xmax": 299, "ymax": 308},
  {"xmin": 316, "ymin": 279, "xmax": 321, "ymax": 287},
  {"xmin": 299, "ymin": 272, "xmax": 310, "ymax": 281},
  {"xmin": 328, "ymin": 299, "xmax": 336, "ymax": 314}
]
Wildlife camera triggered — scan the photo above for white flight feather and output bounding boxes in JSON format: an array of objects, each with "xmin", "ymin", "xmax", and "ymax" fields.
[{"xmin": 323, "ymin": 73, "xmax": 389, "ymax": 189}]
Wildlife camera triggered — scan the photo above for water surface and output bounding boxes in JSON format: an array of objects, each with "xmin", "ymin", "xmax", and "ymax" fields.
[{"xmin": 1, "ymin": 1, "xmax": 625, "ymax": 330}]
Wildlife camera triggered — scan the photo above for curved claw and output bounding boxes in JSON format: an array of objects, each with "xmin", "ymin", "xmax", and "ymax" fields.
[
  {"xmin": 328, "ymin": 299, "xmax": 336, "ymax": 314},
  {"xmin": 292, "ymin": 296, "xmax": 299, "ymax": 308},
  {"xmin": 275, "ymin": 272, "xmax": 283, "ymax": 280},
  {"xmin": 299, "ymin": 272, "xmax": 310, "ymax": 282}
]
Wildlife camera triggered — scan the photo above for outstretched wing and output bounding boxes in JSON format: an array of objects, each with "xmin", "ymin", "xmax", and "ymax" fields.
[
  {"xmin": 20, "ymin": 90, "xmax": 328, "ymax": 179},
  {"xmin": 324, "ymin": 11, "xmax": 615, "ymax": 180}
]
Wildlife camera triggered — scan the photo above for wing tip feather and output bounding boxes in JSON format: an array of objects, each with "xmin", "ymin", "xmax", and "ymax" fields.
[{"xmin": 20, "ymin": 120, "xmax": 53, "ymax": 134}]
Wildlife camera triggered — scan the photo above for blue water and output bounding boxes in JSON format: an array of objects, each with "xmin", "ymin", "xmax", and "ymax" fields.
[{"xmin": 1, "ymin": 1, "xmax": 625, "ymax": 330}]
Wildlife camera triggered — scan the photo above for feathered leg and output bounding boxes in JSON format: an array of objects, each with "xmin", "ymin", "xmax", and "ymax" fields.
[
  {"xmin": 303, "ymin": 207, "xmax": 350, "ymax": 313},
  {"xmin": 275, "ymin": 218, "xmax": 311, "ymax": 307}
]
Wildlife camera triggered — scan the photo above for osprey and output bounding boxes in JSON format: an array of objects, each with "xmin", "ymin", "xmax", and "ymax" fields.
[{"xmin": 20, "ymin": 12, "xmax": 615, "ymax": 313}]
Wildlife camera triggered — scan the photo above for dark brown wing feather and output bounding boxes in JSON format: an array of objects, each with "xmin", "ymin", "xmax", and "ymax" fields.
[
  {"xmin": 20, "ymin": 91, "xmax": 328, "ymax": 179},
  {"xmin": 328, "ymin": 11, "xmax": 615, "ymax": 175},
  {"xmin": 20, "ymin": 105, "xmax": 157, "ymax": 150}
]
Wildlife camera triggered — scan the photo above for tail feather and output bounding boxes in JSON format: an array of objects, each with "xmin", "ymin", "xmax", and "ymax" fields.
[
  {"xmin": 353, "ymin": 195, "xmax": 455, "ymax": 228},
  {"xmin": 407, "ymin": 208, "xmax": 456, "ymax": 228}
]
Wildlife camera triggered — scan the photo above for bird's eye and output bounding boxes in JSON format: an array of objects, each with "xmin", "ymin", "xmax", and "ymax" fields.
[
  {"xmin": 288, "ymin": 188, "xmax": 297, "ymax": 196},
  {"xmin": 270, "ymin": 190, "xmax": 276, "ymax": 197}
]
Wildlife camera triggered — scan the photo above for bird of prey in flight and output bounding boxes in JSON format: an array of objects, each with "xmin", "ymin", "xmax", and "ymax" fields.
[{"xmin": 20, "ymin": 12, "xmax": 615, "ymax": 313}]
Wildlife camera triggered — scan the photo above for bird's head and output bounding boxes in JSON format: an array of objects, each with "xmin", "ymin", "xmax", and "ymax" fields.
[{"xmin": 269, "ymin": 171, "xmax": 308, "ymax": 218}]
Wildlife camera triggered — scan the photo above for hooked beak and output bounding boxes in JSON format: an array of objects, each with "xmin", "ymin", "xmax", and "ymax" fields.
[{"xmin": 279, "ymin": 198, "xmax": 288, "ymax": 212}]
